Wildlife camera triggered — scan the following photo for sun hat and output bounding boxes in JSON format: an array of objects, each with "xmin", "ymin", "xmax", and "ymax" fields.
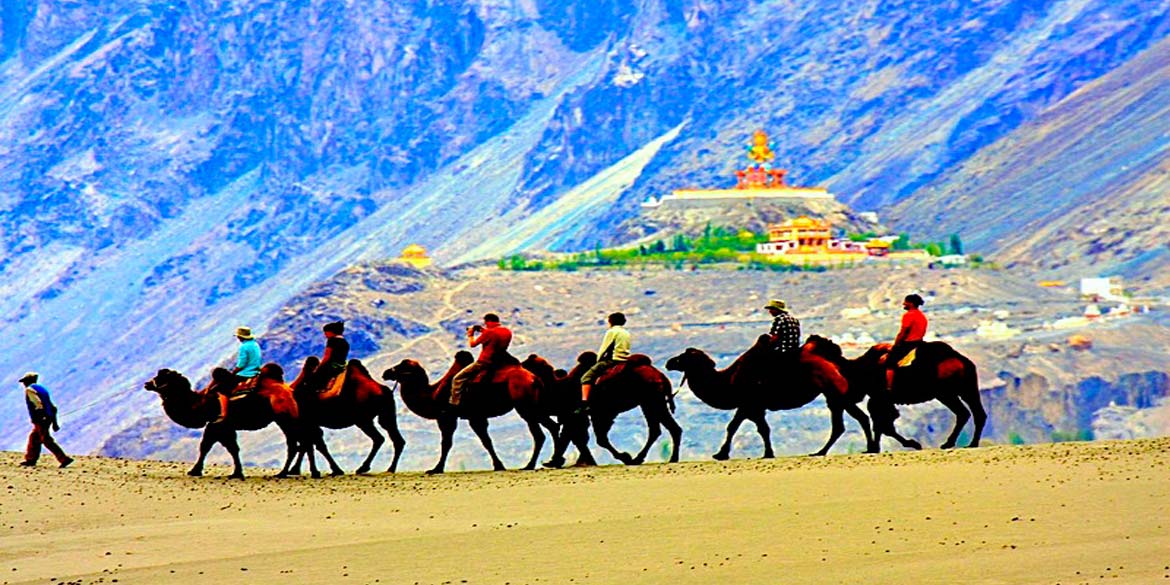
[
  {"xmin": 19, "ymin": 372, "xmax": 38, "ymax": 383},
  {"xmin": 764, "ymin": 299, "xmax": 788, "ymax": 312},
  {"xmin": 234, "ymin": 326, "xmax": 255, "ymax": 340}
]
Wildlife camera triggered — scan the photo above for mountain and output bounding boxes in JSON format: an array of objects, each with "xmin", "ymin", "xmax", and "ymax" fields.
[
  {"xmin": 2, "ymin": 1, "xmax": 1169, "ymax": 452},
  {"xmin": 886, "ymin": 35, "xmax": 1170, "ymax": 290}
]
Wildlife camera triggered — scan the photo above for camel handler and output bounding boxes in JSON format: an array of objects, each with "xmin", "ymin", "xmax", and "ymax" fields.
[
  {"xmin": 309, "ymin": 321, "xmax": 350, "ymax": 393},
  {"xmin": 450, "ymin": 313, "xmax": 512, "ymax": 406},
  {"xmin": 18, "ymin": 372, "xmax": 73, "ymax": 468},
  {"xmin": 579, "ymin": 312, "xmax": 631, "ymax": 408},
  {"xmin": 214, "ymin": 326, "xmax": 263, "ymax": 423},
  {"xmin": 885, "ymin": 294, "xmax": 928, "ymax": 392}
]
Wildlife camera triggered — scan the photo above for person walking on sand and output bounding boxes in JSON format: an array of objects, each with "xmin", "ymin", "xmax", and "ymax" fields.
[
  {"xmin": 18, "ymin": 372, "xmax": 73, "ymax": 468},
  {"xmin": 450, "ymin": 313, "xmax": 513, "ymax": 406},
  {"xmin": 885, "ymin": 294, "xmax": 928, "ymax": 392},
  {"xmin": 579, "ymin": 312, "xmax": 632, "ymax": 409}
]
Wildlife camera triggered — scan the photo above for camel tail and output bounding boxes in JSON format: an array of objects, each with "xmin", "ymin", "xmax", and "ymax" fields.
[{"xmin": 659, "ymin": 373, "xmax": 676, "ymax": 413}]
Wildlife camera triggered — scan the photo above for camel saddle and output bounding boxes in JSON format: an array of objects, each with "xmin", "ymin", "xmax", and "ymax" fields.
[
  {"xmin": 896, "ymin": 348, "xmax": 917, "ymax": 368},
  {"xmin": 227, "ymin": 376, "xmax": 259, "ymax": 399},
  {"xmin": 317, "ymin": 369, "xmax": 348, "ymax": 400},
  {"xmin": 467, "ymin": 353, "xmax": 522, "ymax": 386},
  {"xmin": 594, "ymin": 354, "xmax": 652, "ymax": 387}
]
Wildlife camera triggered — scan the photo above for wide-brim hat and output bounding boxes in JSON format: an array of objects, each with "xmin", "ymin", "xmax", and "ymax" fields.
[
  {"xmin": 764, "ymin": 299, "xmax": 788, "ymax": 312},
  {"xmin": 19, "ymin": 371, "xmax": 38, "ymax": 383},
  {"xmin": 234, "ymin": 326, "xmax": 254, "ymax": 340}
]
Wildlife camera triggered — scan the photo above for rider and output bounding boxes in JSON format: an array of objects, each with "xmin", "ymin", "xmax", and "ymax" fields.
[
  {"xmin": 885, "ymin": 294, "xmax": 928, "ymax": 392},
  {"xmin": 450, "ymin": 313, "xmax": 513, "ymax": 406},
  {"xmin": 215, "ymin": 326, "xmax": 263, "ymax": 423},
  {"xmin": 579, "ymin": 312, "xmax": 631, "ymax": 407},
  {"xmin": 310, "ymin": 321, "xmax": 350, "ymax": 393},
  {"xmin": 732, "ymin": 299, "xmax": 801, "ymax": 387}
]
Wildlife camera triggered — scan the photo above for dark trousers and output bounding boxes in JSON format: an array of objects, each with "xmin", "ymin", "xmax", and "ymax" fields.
[
  {"xmin": 25, "ymin": 421, "xmax": 68, "ymax": 465},
  {"xmin": 887, "ymin": 341, "xmax": 923, "ymax": 369}
]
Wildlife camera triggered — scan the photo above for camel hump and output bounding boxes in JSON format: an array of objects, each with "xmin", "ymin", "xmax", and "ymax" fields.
[
  {"xmin": 347, "ymin": 359, "xmax": 371, "ymax": 378},
  {"xmin": 259, "ymin": 363, "xmax": 285, "ymax": 382},
  {"xmin": 627, "ymin": 354, "xmax": 652, "ymax": 367}
]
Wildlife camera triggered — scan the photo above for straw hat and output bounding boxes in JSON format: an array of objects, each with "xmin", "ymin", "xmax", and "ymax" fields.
[
  {"xmin": 19, "ymin": 372, "xmax": 38, "ymax": 384},
  {"xmin": 234, "ymin": 326, "xmax": 255, "ymax": 340},
  {"xmin": 764, "ymin": 299, "xmax": 788, "ymax": 312}
]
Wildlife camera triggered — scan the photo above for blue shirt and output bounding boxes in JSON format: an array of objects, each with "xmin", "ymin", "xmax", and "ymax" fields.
[
  {"xmin": 24, "ymin": 383, "xmax": 56, "ymax": 421},
  {"xmin": 235, "ymin": 339, "xmax": 262, "ymax": 377}
]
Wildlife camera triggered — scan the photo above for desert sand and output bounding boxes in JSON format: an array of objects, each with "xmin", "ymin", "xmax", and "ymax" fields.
[{"xmin": 1, "ymin": 438, "xmax": 1167, "ymax": 585}]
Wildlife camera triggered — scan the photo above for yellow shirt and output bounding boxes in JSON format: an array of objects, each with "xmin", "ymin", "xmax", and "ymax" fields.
[{"xmin": 598, "ymin": 326, "xmax": 631, "ymax": 362}]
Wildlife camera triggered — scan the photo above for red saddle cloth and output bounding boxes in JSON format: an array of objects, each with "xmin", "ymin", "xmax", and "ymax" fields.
[{"xmin": 594, "ymin": 354, "xmax": 652, "ymax": 386}]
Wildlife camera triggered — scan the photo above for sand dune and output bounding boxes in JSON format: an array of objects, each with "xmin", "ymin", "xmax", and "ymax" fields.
[{"xmin": 1, "ymin": 439, "xmax": 1167, "ymax": 584}]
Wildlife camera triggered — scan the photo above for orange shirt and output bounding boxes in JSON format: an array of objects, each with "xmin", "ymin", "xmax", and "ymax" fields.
[
  {"xmin": 471, "ymin": 323, "xmax": 512, "ymax": 363},
  {"xmin": 898, "ymin": 308, "xmax": 928, "ymax": 343}
]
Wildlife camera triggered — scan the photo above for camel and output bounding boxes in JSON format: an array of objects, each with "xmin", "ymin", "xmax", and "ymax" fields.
[
  {"xmin": 519, "ymin": 353, "xmax": 600, "ymax": 467},
  {"xmin": 665, "ymin": 335, "xmax": 875, "ymax": 460},
  {"xmin": 527, "ymin": 352, "xmax": 682, "ymax": 467},
  {"xmin": 381, "ymin": 351, "xmax": 560, "ymax": 474},
  {"xmin": 287, "ymin": 357, "xmax": 406, "ymax": 474},
  {"xmin": 144, "ymin": 365, "xmax": 331, "ymax": 479},
  {"xmin": 802, "ymin": 335, "xmax": 986, "ymax": 450}
]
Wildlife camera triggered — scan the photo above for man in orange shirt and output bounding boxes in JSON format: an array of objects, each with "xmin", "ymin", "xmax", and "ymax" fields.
[
  {"xmin": 886, "ymin": 294, "xmax": 928, "ymax": 392},
  {"xmin": 450, "ymin": 313, "xmax": 513, "ymax": 406}
]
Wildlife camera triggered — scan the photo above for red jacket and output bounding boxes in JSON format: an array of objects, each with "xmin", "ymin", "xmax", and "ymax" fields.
[{"xmin": 471, "ymin": 323, "xmax": 512, "ymax": 363}]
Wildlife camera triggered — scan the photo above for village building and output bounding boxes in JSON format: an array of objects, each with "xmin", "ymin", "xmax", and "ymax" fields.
[{"xmin": 754, "ymin": 215, "xmax": 900, "ymax": 261}]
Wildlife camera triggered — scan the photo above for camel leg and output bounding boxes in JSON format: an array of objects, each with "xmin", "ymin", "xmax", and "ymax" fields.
[
  {"xmin": 844, "ymin": 401, "xmax": 877, "ymax": 453},
  {"xmin": 468, "ymin": 418, "xmax": 506, "ymax": 471},
  {"xmin": 542, "ymin": 415, "xmax": 573, "ymax": 468},
  {"xmin": 310, "ymin": 432, "xmax": 343, "ymax": 477},
  {"xmin": 427, "ymin": 417, "xmax": 457, "ymax": 475},
  {"xmin": 747, "ymin": 410, "xmax": 774, "ymax": 459},
  {"xmin": 519, "ymin": 416, "xmax": 546, "ymax": 471},
  {"xmin": 714, "ymin": 408, "xmax": 749, "ymax": 461},
  {"xmin": 276, "ymin": 424, "xmax": 302, "ymax": 477},
  {"xmin": 379, "ymin": 409, "xmax": 407, "ymax": 473},
  {"xmin": 567, "ymin": 416, "xmax": 598, "ymax": 467},
  {"xmin": 592, "ymin": 415, "xmax": 633, "ymax": 465},
  {"xmin": 221, "ymin": 431, "xmax": 245, "ymax": 479},
  {"xmin": 354, "ymin": 420, "xmax": 385, "ymax": 475},
  {"xmin": 937, "ymin": 393, "xmax": 972, "ymax": 450},
  {"xmin": 659, "ymin": 408, "xmax": 683, "ymax": 464},
  {"xmin": 188, "ymin": 428, "xmax": 220, "ymax": 477},
  {"xmin": 629, "ymin": 410, "xmax": 661, "ymax": 466},
  {"xmin": 811, "ymin": 406, "xmax": 845, "ymax": 457},
  {"xmin": 961, "ymin": 389, "xmax": 987, "ymax": 448}
]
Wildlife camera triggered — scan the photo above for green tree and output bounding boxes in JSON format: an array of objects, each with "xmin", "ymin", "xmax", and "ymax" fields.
[
  {"xmin": 949, "ymin": 233, "xmax": 964, "ymax": 255},
  {"xmin": 892, "ymin": 233, "xmax": 911, "ymax": 251}
]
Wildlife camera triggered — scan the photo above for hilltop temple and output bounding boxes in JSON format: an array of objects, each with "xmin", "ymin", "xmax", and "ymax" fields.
[
  {"xmin": 397, "ymin": 244, "xmax": 432, "ymax": 268},
  {"xmin": 642, "ymin": 129, "xmax": 834, "ymax": 209},
  {"xmin": 756, "ymin": 216, "xmax": 892, "ymax": 258}
]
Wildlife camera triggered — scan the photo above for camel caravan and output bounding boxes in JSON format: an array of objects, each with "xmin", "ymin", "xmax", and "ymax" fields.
[{"xmin": 144, "ymin": 296, "xmax": 987, "ymax": 478}]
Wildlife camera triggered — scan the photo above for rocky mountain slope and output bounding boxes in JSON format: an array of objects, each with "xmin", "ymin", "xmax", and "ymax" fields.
[
  {"xmin": 887, "ymin": 35, "xmax": 1170, "ymax": 290},
  {"xmin": 3, "ymin": 1, "xmax": 1170, "ymax": 452}
]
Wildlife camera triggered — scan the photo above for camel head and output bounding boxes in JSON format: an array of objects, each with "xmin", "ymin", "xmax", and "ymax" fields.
[
  {"xmin": 144, "ymin": 369, "xmax": 192, "ymax": 397},
  {"xmin": 382, "ymin": 359, "xmax": 426, "ymax": 384},
  {"xmin": 665, "ymin": 348, "xmax": 714, "ymax": 373},
  {"xmin": 803, "ymin": 335, "xmax": 843, "ymax": 362}
]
